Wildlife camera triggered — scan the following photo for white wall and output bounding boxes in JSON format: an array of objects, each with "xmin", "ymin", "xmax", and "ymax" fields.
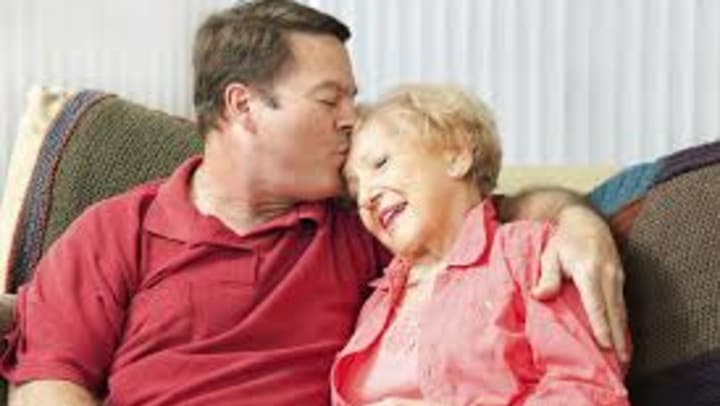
[{"xmin": 1, "ymin": 0, "xmax": 719, "ymax": 197}]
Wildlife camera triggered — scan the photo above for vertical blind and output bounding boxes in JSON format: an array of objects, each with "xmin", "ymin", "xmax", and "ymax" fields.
[{"xmin": 1, "ymin": 0, "xmax": 719, "ymax": 196}]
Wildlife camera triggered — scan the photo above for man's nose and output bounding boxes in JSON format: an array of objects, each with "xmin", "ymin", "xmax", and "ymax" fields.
[{"xmin": 337, "ymin": 99, "xmax": 357, "ymax": 135}]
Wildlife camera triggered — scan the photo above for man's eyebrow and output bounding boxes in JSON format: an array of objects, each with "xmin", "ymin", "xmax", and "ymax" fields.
[{"xmin": 311, "ymin": 81, "xmax": 358, "ymax": 97}]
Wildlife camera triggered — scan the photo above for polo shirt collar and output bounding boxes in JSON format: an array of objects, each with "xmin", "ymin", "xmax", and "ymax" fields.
[
  {"xmin": 368, "ymin": 257, "xmax": 411, "ymax": 293},
  {"xmin": 445, "ymin": 200, "xmax": 499, "ymax": 267},
  {"xmin": 144, "ymin": 156, "xmax": 327, "ymax": 247}
]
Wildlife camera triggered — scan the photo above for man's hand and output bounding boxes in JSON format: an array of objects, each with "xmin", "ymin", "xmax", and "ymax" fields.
[
  {"xmin": 497, "ymin": 187, "xmax": 629, "ymax": 363},
  {"xmin": 534, "ymin": 205, "xmax": 629, "ymax": 363}
]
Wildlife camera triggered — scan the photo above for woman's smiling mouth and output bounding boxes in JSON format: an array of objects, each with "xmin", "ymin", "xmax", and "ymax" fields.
[{"xmin": 378, "ymin": 202, "xmax": 407, "ymax": 230}]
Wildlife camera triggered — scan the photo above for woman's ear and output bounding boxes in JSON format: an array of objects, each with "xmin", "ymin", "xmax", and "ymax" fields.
[{"xmin": 444, "ymin": 147, "xmax": 474, "ymax": 179}]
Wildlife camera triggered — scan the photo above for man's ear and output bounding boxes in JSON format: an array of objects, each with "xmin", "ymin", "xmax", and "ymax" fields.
[
  {"xmin": 223, "ymin": 82, "xmax": 257, "ymax": 133},
  {"xmin": 444, "ymin": 147, "xmax": 473, "ymax": 179}
]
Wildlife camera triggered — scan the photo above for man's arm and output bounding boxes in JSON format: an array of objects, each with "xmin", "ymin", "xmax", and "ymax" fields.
[
  {"xmin": 0, "ymin": 203, "xmax": 135, "ymax": 403},
  {"xmin": 496, "ymin": 185, "xmax": 588, "ymax": 222},
  {"xmin": 497, "ymin": 186, "xmax": 629, "ymax": 363},
  {"xmin": 11, "ymin": 380, "xmax": 100, "ymax": 406}
]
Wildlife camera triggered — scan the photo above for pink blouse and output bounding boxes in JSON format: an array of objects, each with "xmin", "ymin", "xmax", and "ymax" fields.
[{"xmin": 331, "ymin": 202, "xmax": 629, "ymax": 405}]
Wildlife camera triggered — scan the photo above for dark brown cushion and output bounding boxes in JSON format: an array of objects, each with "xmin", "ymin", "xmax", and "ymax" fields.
[{"xmin": 590, "ymin": 140, "xmax": 720, "ymax": 405}]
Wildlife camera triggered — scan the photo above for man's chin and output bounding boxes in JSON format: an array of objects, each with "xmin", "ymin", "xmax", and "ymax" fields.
[{"xmin": 292, "ymin": 180, "xmax": 343, "ymax": 202}]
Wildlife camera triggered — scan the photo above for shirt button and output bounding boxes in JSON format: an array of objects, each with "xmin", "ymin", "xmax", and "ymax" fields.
[{"xmin": 423, "ymin": 367, "xmax": 432, "ymax": 378}]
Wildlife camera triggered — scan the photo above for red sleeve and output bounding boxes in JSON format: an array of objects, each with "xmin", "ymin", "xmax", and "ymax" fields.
[
  {"xmin": 498, "ymin": 221, "xmax": 630, "ymax": 406},
  {"xmin": 0, "ymin": 201, "xmax": 138, "ymax": 395}
]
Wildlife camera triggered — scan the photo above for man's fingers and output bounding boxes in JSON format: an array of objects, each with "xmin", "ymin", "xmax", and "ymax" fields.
[
  {"xmin": 574, "ymin": 270, "xmax": 613, "ymax": 349},
  {"xmin": 533, "ymin": 243, "xmax": 563, "ymax": 300},
  {"xmin": 602, "ymin": 263, "xmax": 630, "ymax": 363}
]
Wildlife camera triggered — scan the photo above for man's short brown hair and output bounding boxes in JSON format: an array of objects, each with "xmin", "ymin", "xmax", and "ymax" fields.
[{"xmin": 192, "ymin": 0, "xmax": 351, "ymax": 135}]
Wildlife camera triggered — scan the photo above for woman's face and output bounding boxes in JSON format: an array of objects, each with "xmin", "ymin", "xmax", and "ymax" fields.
[{"xmin": 343, "ymin": 116, "xmax": 464, "ymax": 261}]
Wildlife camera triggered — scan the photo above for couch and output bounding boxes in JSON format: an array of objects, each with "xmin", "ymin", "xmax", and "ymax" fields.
[{"xmin": 1, "ymin": 86, "xmax": 719, "ymax": 405}]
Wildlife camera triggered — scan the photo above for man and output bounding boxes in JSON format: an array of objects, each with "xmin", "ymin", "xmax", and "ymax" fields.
[{"xmin": 0, "ymin": 1, "xmax": 626, "ymax": 405}]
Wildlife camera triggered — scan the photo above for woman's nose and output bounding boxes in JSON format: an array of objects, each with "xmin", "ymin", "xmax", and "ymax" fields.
[{"xmin": 358, "ymin": 186, "xmax": 380, "ymax": 210}]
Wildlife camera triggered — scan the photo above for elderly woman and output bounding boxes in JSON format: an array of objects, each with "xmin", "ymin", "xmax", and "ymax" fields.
[{"xmin": 331, "ymin": 85, "xmax": 630, "ymax": 405}]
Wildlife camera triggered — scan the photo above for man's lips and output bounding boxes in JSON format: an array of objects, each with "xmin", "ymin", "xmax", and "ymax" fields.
[
  {"xmin": 336, "ymin": 144, "xmax": 350, "ymax": 155},
  {"xmin": 334, "ymin": 146, "xmax": 350, "ymax": 164},
  {"xmin": 378, "ymin": 202, "xmax": 407, "ymax": 230}
]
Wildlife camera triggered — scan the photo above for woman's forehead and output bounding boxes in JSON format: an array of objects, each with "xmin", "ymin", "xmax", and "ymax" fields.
[{"xmin": 354, "ymin": 109, "xmax": 421, "ymax": 142}]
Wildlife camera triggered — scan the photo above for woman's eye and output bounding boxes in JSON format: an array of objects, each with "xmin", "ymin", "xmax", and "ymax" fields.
[
  {"xmin": 373, "ymin": 156, "xmax": 388, "ymax": 170},
  {"xmin": 318, "ymin": 98, "xmax": 339, "ymax": 107}
]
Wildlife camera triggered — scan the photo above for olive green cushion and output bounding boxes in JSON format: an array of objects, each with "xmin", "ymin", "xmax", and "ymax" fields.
[{"xmin": 8, "ymin": 91, "xmax": 201, "ymax": 291}]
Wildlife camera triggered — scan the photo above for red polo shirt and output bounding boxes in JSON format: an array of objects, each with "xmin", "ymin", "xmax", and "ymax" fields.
[{"xmin": 1, "ymin": 156, "xmax": 387, "ymax": 405}]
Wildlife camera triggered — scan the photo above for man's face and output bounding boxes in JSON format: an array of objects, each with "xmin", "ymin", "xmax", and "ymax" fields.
[{"xmin": 248, "ymin": 32, "xmax": 358, "ymax": 201}]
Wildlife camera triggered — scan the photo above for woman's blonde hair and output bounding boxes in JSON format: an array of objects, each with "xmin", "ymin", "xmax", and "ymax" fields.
[{"xmin": 355, "ymin": 84, "xmax": 502, "ymax": 194}]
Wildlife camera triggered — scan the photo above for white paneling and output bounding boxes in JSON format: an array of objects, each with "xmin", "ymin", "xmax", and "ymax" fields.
[
  {"xmin": 327, "ymin": 0, "xmax": 719, "ymax": 166},
  {"xmin": 0, "ymin": 0, "xmax": 233, "ymax": 197},
  {"xmin": 695, "ymin": 0, "xmax": 720, "ymax": 144},
  {"xmin": 2, "ymin": 0, "xmax": 720, "ymax": 198}
]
